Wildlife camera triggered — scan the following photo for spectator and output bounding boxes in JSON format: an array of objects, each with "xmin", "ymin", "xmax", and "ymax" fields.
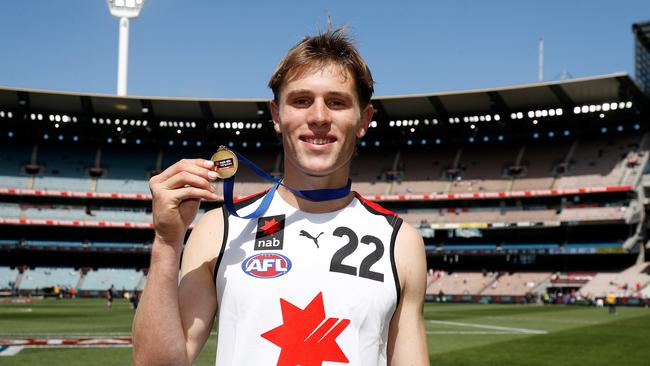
[
  {"xmin": 107, "ymin": 285, "xmax": 114, "ymax": 310},
  {"xmin": 606, "ymin": 292, "xmax": 617, "ymax": 315},
  {"xmin": 130, "ymin": 290, "xmax": 140, "ymax": 310}
]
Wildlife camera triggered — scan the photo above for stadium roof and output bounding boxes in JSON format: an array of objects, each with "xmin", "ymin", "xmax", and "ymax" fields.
[
  {"xmin": 374, "ymin": 72, "xmax": 647, "ymax": 117},
  {"xmin": 0, "ymin": 72, "xmax": 647, "ymax": 122}
]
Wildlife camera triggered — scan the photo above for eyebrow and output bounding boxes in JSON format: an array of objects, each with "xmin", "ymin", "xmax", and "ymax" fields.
[{"xmin": 285, "ymin": 89, "xmax": 353, "ymax": 99}]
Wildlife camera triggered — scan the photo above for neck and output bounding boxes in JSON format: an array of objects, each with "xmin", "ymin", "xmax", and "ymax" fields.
[{"xmin": 278, "ymin": 167, "xmax": 353, "ymax": 213}]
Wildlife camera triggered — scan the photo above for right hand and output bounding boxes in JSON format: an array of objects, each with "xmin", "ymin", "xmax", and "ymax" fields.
[{"xmin": 149, "ymin": 159, "xmax": 220, "ymax": 248}]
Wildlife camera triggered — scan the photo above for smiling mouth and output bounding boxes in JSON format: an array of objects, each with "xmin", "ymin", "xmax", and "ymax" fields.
[{"xmin": 301, "ymin": 137, "xmax": 336, "ymax": 145}]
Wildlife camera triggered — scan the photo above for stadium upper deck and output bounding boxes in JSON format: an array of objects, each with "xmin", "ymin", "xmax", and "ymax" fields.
[{"xmin": 0, "ymin": 72, "xmax": 647, "ymax": 148}]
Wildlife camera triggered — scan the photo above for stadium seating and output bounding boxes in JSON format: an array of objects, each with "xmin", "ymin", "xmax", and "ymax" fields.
[
  {"xmin": 95, "ymin": 145, "xmax": 157, "ymax": 193},
  {"xmin": 639, "ymin": 282, "xmax": 650, "ymax": 298},
  {"xmin": 89, "ymin": 209, "xmax": 152, "ymax": 223},
  {"xmin": 558, "ymin": 206, "xmax": 627, "ymax": 222},
  {"xmin": 101, "ymin": 145, "xmax": 157, "ymax": 179},
  {"xmin": 0, "ymin": 134, "xmax": 642, "ymax": 197},
  {"xmin": 510, "ymin": 142, "xmax": 572, "ymax": 191},
  {"xmin": 426, "ymin": 272, "xmax": 497, "ymax": 295},
  {"xmin": 401, "ymin": 205, "xmax": 627, "ymax": 226},
  {"xmin": 358, "ymin": 135, "xmax": 645, "ymax": 196},
  {"xmin": 449, "ymin": 145, "xmax": 519, "ymax": 193},
  {"xmin": 0, "ymin": 142, "xmax": 31, "ymax": 189},
  {"xmin": 18, "ymin": 267, "xmax": 80, "ymax": 290},
  {"xmin": 350, "ymin": 150, "xmax": 394, "ymax": 195},
  {"xmin": 0, "ymin": 203, "xmax": 21, "ymax": 218},
  {"xmin": 480, "ymin": 272, "xmax": 552, "ymax": 296},
  {"xmin": 579, "ymin": 263, "xmax": 650, "ymax": 298},
  {"xmin": 0, "ymin": 175, "xmax": 29, "ymax": 189},
  {"xmin": 33, "ymin": 176, "xmax": 93, "ymax": 191},
  {"xmin": 96, "ymin": 178, "xmax": 150, "ymax": 194},
  {"xmin": 24, "ymin": 206, "xmax": 86, "ymax": 221},
  {"xmin": 554, "ymin": 135, "xmax": 641, "ymax": 189},
  {"xmin": 0, "ymin": 203, "xmax": 161, "ymax": 224},
  {"xmin": 24, "ymin": 240, "xmax": 85, "ymax": 248},
  {"xmin": 80, "ymin": 268, "xmax": 143, "ymax": 291},
  {"xmin": 391, "ymin": 147, "xmax": 456, "ymax": 194},
  {"xmin": 0, "ymin": 266, "xmax": 18, "ymax": 289}
]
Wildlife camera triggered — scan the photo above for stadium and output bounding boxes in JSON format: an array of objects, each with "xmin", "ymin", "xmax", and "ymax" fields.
[{"xmin": 1, "ymin": 4, "xmax": 650, "ymax": 366}]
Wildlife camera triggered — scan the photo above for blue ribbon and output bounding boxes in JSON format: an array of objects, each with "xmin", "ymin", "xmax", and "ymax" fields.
[{"xmin": 223, "ymin": 150, "xmax": 352, "ymax": 218}]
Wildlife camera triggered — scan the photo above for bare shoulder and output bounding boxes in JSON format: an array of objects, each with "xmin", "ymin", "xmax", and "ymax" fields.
[
  {"xmin": 180, "ymin": 207, "xmax": 225, "ymax": 277},
  {"xmin": 393, "ymin": 222, "xmax": 426, "ymax": 291},
  {"xmin": 395, "ymin": 221, "xmax": 424, "ymax": 248},
  {"xmin": 387, "ymin": 221, "xmax": 429, "ymax": 364},
  {"xmin": 395, "ymin": 222, "xmax": 425, "ymax": 265}
]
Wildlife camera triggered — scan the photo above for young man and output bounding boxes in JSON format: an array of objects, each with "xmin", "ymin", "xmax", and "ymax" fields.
[{"xmin": 133, "ymin": 28, "xmax": 429, "ymax": 365}]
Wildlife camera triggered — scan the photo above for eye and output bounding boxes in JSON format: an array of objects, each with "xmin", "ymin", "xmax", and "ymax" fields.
[
  {"xmin": 291, "ymin": 97, "xmax": 311, "ymax": 107},
  {"xmin": 327, "ymin": 99, "xmax": 347, "ymax": 109}
]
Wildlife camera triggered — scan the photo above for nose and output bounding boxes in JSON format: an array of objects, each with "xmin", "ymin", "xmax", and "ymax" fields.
[{"xmin": 308, "ymin": 99, "xmax": 331, "ymax": 127}]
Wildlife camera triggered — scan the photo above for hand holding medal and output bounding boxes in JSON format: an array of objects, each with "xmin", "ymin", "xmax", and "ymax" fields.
[{"xmin": 148, "ymin": 158, "xmax": 220, "ymax": 248}]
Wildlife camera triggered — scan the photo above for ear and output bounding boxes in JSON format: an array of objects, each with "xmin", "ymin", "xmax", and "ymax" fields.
[
  {"xmin": 356, "ymin": 104, "xmax": 374, "ymax": 139},
  {"xmin": 269, "ymin": 100, "xmax": 282, "ymax": 136}
]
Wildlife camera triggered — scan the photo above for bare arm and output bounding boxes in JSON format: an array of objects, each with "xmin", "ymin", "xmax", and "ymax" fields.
[
  {"xmin": 132, "ymin": 159, "xmax": 221, "ymax": 366},
  {"xmin": 179, "ymin": 208, "xmax": 224, "ymax": 361},
  {"xmin": 388, "ymin": 223, "xmax": 429, "ymax": 366}
]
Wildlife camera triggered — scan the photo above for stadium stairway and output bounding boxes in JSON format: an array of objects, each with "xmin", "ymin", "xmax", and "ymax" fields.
[
  {"xmin": 477, "ymin": 275, "xmax": 500, "ymax": 295},
  {"xmin": 504, "ymin": 144, "xmax": 527, "ymax": 192},
  {"xmin": 580, "ymin": 262, "xmax": 650, "ymax": 298},
  {"xmin": 77, "ymin": 270, "xmax": 88, "ymax": 290},
  {"xmin": 14, "ymin": 271, "xmax": 25, "ymax": 289},
  {"xmin": 135, "ymin": 273, "xmax": 147, "ymax": 291},
  {"xmin": 550, "ymin": 140, "xmax": 579, "ymax": 190}
]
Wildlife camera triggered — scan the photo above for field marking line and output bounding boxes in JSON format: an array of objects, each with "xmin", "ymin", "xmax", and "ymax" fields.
[
  {"xmin": 0, "ymin": 308, "xmax": 33, "ymax": 313},
  {"xmin": 485, "ymin": 316, "xmax": 599, "ymax": 325},
  {"xmin": 0, "ymin": 346, "xmax": 24, "ymax": 356},
  {"xmin": 427, "ymin": 320, "xmax": 547, "ymax": 334},
  {"xmin": 426, "ymin": 331, "xmax": 528, "ymax": 335}
]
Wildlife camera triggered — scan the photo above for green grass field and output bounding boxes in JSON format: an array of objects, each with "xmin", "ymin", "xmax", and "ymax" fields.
[{"xmin": 1, "ymin": 298, "xmax": 648, "ymax": 365}]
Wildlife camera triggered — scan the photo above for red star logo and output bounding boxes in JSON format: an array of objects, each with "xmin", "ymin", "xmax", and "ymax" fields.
[
  {"xmin": 260, "ymin": 218, "xmax": 281, "ymax": 236},
  {"xmin": 261, "ymin": 292, "xmax": 350, "ymax": 366}
]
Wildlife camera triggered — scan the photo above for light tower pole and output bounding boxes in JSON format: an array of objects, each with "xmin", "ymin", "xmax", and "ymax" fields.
[{"xmin": 106, "ymin": 0, "xmax": 145, "ymax": 96}]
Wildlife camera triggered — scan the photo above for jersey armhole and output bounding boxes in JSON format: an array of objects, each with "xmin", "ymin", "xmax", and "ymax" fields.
[
  {"xmin": 389, "ymin": 217, "xmax": 403, "ymax": 308},
  {"xmin": 212, "ymin": 207, "xmax": 229, "ymax": 285},
  {"xmin": 212, "ymin": 189, "xmax": 267, "ymax": 284}
]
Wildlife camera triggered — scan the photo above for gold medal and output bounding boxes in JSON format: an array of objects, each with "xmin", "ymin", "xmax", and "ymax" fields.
[{"xmin": 211, "ymin": 145, "xmax": 238, "ymax": 179}]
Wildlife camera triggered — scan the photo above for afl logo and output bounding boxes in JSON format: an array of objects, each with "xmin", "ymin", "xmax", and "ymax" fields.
[{"xmin": 242, "ymin": 253, "xmax": 292, "ymax": 279}]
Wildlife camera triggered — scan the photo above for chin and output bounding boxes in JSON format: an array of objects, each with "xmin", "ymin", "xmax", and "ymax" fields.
[
  {"xmin": 300, "ymin": 165, "xmax": 336, "ymax": 177},
  {"xmin": 295, "ymin": 161, "xmax": 340, "ymax": 177}
]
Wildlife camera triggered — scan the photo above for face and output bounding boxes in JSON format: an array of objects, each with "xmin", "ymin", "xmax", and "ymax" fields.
[{"xmin": 270, "ymin": 63, "xmax": 373, "ymax": 184}]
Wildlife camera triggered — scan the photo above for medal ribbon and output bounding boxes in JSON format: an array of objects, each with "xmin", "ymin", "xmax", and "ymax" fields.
[{"xmin": 223, "ymin": 150, "xmax": 352, "ymax": 218}]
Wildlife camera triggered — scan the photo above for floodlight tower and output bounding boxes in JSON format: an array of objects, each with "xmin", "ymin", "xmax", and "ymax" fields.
[{"xmin": 107, "ymin": 0, "xmax": 145, "ymax": 96}]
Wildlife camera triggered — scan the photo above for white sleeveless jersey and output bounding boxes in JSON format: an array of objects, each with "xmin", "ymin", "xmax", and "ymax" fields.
[{"xmin": 214, "ymin": 192, "xmax": 403, "ymax": 366}]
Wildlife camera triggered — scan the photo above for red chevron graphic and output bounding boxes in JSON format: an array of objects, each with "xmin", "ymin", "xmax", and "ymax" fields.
[{"xmin": 261, "ymin": 292, "xmax": 350, "ymax": 366}]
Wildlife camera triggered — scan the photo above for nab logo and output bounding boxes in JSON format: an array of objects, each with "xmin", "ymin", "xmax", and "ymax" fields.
[
  {"xmin": 254, "ymin": 214, "xmax": 285, "ymax": 251},
  {"xmin": 242, "ymin": 253, "xmax": 292, "ymax": 278}
]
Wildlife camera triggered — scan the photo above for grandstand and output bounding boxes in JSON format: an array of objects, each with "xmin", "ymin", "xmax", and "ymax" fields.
[{"xmin": 0, "ymin": 71, "xmax": 649, "ymax": 304}]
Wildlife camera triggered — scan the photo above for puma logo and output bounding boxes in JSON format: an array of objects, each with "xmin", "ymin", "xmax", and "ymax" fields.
[{"xmin": 299, "ymin": 230, "xmax": 323, "ymax": 248}]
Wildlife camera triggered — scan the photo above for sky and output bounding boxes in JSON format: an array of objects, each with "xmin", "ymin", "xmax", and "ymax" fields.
[{"xmin": 0, "ymin": 0, "xmax": 647, "ymax": 99}]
